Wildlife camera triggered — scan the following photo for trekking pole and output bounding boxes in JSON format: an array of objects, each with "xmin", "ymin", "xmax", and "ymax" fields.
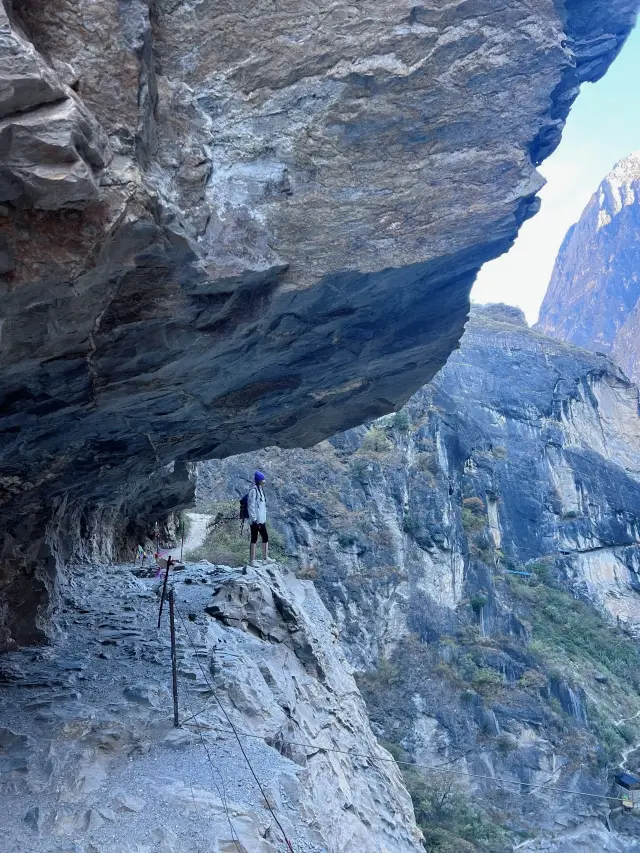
[
  {"xmin": 168, "ymin": 589, "xmax": 180, "ymax": 727},
  {"xmin": 180, "ymin": 518, "xmax": 184, "ymax": 563}
]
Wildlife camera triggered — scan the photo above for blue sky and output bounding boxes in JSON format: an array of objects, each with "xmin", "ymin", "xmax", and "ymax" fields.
[{"xmin": 472, "ymin": 25, "xmax": 640, "ymax": 323}]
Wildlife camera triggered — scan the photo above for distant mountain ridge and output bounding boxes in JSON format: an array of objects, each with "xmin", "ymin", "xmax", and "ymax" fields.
[{"xmin": 536, "ymin": 151, "xmax": 640, "ymax": 381}]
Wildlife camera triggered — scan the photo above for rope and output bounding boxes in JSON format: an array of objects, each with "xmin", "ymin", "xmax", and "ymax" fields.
[
  {"xmin": 167, "ymin": 592, "xmax": 625, "ymax": 812},
  {"xmin": 157, "ymin": 590, "xmax": 243, "ymax": 852},
  {"xmin": 174, "ymin": 718, "xmax": 625, "ymax": 803},
  {"xmin": 175, "ymin": 601, "xmax": 296, "ymax": 853},
  {"xmin": 178, "ymin": 685, "xmax": 243, "ymax": 853},
  {"xmin": 172, "ymin": 642, "xmax": 625, "ymax": 806}
]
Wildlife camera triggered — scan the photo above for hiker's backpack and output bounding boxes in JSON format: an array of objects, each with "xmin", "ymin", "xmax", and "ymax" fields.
[{"xmin": 239, "ymin": 493, "xmax": 250, "ymax": 531}]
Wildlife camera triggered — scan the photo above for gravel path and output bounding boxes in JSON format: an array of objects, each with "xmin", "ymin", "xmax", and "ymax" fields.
[
  {"xmin": 0, "ymin": 559, "xmax": 325, "ymax": 853},
  {"xmin": 169, "ymin": 512, "xmax": 211, "ymax": 560}
]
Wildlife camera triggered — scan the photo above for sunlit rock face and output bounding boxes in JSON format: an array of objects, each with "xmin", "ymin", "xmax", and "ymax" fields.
[
  {"xmin": 537, "ymin": 151, "xmax": 640, "ymax": 380},
  {"xmin": 0, "ymin": 0, "xmax": 638, "ymax": 646}
]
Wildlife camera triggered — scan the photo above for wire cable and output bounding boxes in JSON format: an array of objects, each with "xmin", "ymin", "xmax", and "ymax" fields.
[
  {"xmin": 177, "ymin": 668, "xmax": 244, "ymax": 853},
  {"xmin": 171, "ymin": 649, "xmax": 624, "ymax": 805},
  {"xmin": 169, "ymin": 591, "xmax": 625, "ymax": 811},
  {"xmin": 175, "ymin": 601, "xmax": 296, "ymax": 853},
  {"xmin": 176, "ymin": 717, "xmax": 626, "ymax": 804}
]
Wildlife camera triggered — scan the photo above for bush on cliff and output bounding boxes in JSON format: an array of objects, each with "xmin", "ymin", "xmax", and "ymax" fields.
[{"xmin": 187, "ymin": 500, "xmax": 289, "ymax": 566}]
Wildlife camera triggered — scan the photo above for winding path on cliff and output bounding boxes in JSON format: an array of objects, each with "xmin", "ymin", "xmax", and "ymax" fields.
[{"xmin": 169, "ymin": 512, "xmax": 211, "ymax": 561}]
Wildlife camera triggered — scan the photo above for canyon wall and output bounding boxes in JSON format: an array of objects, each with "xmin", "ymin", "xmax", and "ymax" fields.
[
  {"xmin": 1, "ymin": 0, "xmax": 639, "ymax": 646},
  {"xmin": 537, "ymin": 151, "xmax": 640, "ymax": 382},
  {"xmin": 198, "ymin": 305, "xmax": 640, "ymax": 851}
]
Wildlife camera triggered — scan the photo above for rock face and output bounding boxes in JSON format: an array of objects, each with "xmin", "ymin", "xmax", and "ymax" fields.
[
  {"xmin": 0, "ymin": 559, "xmax": 423, "ymax": 853},
  {"xmin": 536, "ymin": 151, "xmax": 640, "ymax": 382},
  {"xmin": 198, "ymin": 305, "xmax": 640, "ymax": 851},
  {"xmin": 0, "ymin": 0, "xmax": 638, "ymax": 647}
]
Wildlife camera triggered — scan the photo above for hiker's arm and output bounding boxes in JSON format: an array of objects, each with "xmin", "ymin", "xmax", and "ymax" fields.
[{"xmin": 247, "ymin": 488, "xmax": 257, "ymax": 522}]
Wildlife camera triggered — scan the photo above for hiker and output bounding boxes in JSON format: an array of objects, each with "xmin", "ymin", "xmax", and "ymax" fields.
[
  {"xmin": 248, "ymin": 470, "xmax": 275, "ymax": 567},
  {"xmin": 135, "ymin": 544, "xmax": 146, "ymax": 565}
]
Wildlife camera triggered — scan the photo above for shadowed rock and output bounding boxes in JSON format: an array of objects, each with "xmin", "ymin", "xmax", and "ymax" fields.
[{"xmin": 0, "ymin": 0, "xmax": 638, "ymax": 645}]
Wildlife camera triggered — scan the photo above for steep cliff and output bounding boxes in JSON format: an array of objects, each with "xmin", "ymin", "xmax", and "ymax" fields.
[
  {"xmin": 0, "ymin": 559, "xmax": 425, "ymax": 853},
  {"xmin": 1, "ymin": 0, "xmax": 638, "ymax": 648},
  {"xmin": 198, "ymin": 305, "xmax": 640, "ymax": 851},
  {"xmin": 536, "ymin": 151, "xmax": 640, "ymax": 379}
]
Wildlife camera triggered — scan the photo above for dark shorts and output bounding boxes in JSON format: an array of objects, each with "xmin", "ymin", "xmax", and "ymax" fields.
[{"xmin": 250, "ymin": 522, "xmax": 269, "ymax": 544}]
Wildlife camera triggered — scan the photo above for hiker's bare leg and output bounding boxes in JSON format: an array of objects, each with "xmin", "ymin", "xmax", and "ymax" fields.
[
  {"xmin": 262, "ymin": 541, "xmax": 268, "ymax": 561},
  {"xmin": 250, "ymin": 543, "xmax": 257, "ymax": 565}
]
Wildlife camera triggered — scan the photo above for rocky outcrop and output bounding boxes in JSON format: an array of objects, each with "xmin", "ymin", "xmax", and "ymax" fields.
[
  {"xmin": 1, "ymin": 0, "xmax": 638, "ymax": 647},
  {"xmin": 0, "ymin": 1, "xmax": 111, "ymax": 208},
  {"xmin": 0, "ymin": 558, "xmax": 423, "ymax": 853},
  {"xmin": 198, "ymin": 305, "xmax": 640, "ymax": 851},
  {"xmin": 536, "ymin": 151, "xmax": 640, "ymax": 381}
]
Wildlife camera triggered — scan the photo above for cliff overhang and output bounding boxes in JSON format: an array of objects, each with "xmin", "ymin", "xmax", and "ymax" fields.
[{"xmin": 0, "ymin": 0, "xmax": 638, "ymax": 646}]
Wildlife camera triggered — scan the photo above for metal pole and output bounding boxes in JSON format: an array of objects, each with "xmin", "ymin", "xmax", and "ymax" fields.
[
  {"xmin": 169, "ymin": 589, "xmax": 179, "ymax": 728},
  {"xmin": 157, "ymin": 557, "xmax": 172, "ymax": 629},
  {"xmin": 180, "ymin": 518, "xmax": 185, "ymax": 563}
]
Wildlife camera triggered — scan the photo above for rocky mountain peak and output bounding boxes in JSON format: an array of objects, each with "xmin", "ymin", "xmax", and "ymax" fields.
[
  {"xmin": 536, "ymin": 150, "xmax": 640, "ymax": 373},
  {"xmin": 607, "ymin": 149, "xmax": 640, "ymax": 188},
  {"xmin": 471, "ymin": 303, "xmax": 528, "ymax": 327}
]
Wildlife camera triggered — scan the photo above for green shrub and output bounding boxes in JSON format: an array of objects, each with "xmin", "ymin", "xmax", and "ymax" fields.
[
  {"xmin": 462, "ymin": 508, "xmax": 486, "ymax": 535},
  {"xmin": 463, "ymin": 497, "xmax": 485, "ymax": 515},
  {"xmin": 403, "ymin": 514, "xmax": 420, "ymax": 536},
  {"xmin": 187, "ymin": 500, "xmax": 289, "ymax": 567},
  {"xmin": 471, "ymin": 667, "xmax": 503, "ymax": 695},
  {"xmin": 392, "ymin": 409, "xmax": 411, "ymax": 432},
  {"xmin": 350, "ymin": 457, "xmax": 371, "ymax": 482},
  {"xmin": 337, "ymin": 532, "xmax": 357, "ymax": 548},
  {"xmin": 469, "ymin": 594, "xmax": 487, "ymax": 615},
  {"xmin": 403, "ymin": 767, "xmax": 509, "ymax": 852},
  {"xmin": 362, "ymin": 426, "xmax": 393, "ymax": 452}
]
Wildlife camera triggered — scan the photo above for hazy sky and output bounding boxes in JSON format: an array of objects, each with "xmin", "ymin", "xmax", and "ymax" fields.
[{"xmin": 472, "ymin": 26, "xmax": 640, "ymax": 324}]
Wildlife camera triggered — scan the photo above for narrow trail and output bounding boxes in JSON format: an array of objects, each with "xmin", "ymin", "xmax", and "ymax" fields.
[
  {"xmin": 614, "ymin": 709, "xmax": 640, "ymax": 771},
  {"xmin": 169, "ymin": 512, "xmax": 211, "ymax": 560}
]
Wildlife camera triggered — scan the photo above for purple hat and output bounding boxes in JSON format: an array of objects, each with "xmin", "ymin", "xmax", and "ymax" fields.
[{"xmin": 254, "ymin": 470, "xmax": 265, "ymax": 483}]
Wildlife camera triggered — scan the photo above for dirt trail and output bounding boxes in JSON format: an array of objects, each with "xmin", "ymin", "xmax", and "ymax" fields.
[
  {"xmin": 614, "ymin": 709, "xmax": 640, "ymax": 770},
  {"xmin": 169, "ymin": 512, "xmax": 210, "ymax": 560}
]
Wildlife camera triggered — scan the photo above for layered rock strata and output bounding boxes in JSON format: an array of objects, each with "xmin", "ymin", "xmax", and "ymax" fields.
[
  {"xmin": 0, "ymin": 0, "xmax": 638, "ymax": 647},
  {"xmin": 0, "ymin": 559, "xmax": 423, "ymax": 853}
]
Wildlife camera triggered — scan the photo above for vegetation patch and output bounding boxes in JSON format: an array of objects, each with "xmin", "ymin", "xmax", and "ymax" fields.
[
  {"xmin": 361, "ymin": 426, "xmax": 394, "ymax": 453},
  {"xmin": 401, "ymin": 763, "xmax": 509, "ymax": 852},
  {"xmin": 462, "ymin": 497, "xmax": 487, "ymax": 535},
  {"xmin": 507, "ymin": 572, "xmax": 640, "ymax": 761},
  {"xmin": 186, "ymin": 500, "xmax": 289, "ymax": 567},
  {"xmin": 392, "ymin": 409, "xmax": 412, "ymax": 432}
]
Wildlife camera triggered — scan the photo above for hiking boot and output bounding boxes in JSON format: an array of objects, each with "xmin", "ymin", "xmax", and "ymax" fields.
[
  {"xmin": 249, "ymin": 560, "xmax": 260, "ymax": 568},
  {"xmin": 263, "ymin": 556, "xmax": 276, "ymax": 564}
]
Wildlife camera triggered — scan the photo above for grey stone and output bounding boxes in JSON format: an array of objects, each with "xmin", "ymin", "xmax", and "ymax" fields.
[
  {"xmin": 23, "ymin": 806, "xmax": 44, "ymax": 832},
  {"xmin": 538, "ymin": 152, "xmax": 640, "ymax": 386},
  {"xmin": 0, "ymin": 0, "xmax": 637, "ymax": 648},
  {"xmin": 197, "ymin": 305, "xmax": 640, "ymax": 851},
  {"xmin": 109, "ymin": 790, "xmax": 146, "ymax": 813},
  {"xmin": 0, "ymin": 94, "xmax": 111, "ymax": 209}
]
